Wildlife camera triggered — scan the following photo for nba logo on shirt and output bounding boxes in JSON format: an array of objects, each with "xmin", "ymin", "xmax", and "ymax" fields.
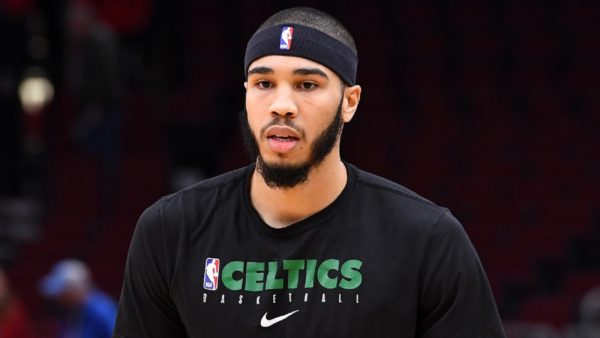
[
  {"xmin": 280, "ymin": 26, "xmax": 294, "ymax": 50},
  {"xmin": 203, "ymin": 258, "xmax": 220, "ymax": 291}
]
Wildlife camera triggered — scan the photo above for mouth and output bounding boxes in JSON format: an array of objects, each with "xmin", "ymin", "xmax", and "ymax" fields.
[
  {"xmin": 265, "ymin": 126, "xmax": 301, "ymax": 154},
  {"xmin": 265, "ymin": 125, "xmax": 301, "ymax": 139},
  {"xmin": 267, "ymin": 135, "xmax": 299, "ymax": 142}
]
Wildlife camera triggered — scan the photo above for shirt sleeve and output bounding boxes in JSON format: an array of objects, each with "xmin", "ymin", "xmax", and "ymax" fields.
[
  {"xmin": 112, "ymin": 202, "xmax": 187, "ymax": 338},
  {"xmin": 416, "ymin": 211, "xmax": 506, "ymax": 338}
]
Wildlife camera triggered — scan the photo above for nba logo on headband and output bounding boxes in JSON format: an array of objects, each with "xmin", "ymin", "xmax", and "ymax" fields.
[{"xmin": 280, "ymin": 26, "xmax": 294, "ymax": 50}]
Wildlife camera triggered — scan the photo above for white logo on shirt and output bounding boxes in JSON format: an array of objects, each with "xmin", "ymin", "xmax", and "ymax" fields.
[{"xmin": 260, "ymin": 310, "xmax": 300, "ymax": 327}]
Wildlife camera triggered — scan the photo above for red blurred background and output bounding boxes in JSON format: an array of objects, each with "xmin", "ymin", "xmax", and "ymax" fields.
[{"xmin": 1, "ymin": 0, "xmax": 599, "ymax": 337}]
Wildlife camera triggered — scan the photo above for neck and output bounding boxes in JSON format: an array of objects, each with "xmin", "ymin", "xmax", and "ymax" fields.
[{"xmin": 250, "ymin": 152, "xmax": 347, "ymax": 228}]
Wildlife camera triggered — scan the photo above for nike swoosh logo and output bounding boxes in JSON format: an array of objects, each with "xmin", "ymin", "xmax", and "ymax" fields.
[{"xmin": 260, "ymin": 310, "xmax": 300, "ymax": 328}]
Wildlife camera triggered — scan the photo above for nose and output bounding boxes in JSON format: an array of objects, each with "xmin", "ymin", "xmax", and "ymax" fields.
[{"xmin": 269, "ymin": 84, "xmax": 298, "ymax": 119}]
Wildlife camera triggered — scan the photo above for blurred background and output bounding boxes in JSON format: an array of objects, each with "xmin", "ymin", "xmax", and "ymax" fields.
[{"xmin": 1, "ymin": 0, "xmax": 599, "ymax": 337}]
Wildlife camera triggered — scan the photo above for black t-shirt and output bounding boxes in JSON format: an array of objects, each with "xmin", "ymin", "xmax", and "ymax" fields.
[{"xmin": 113, "ymin": 163, "xmax": 506, "ymax": 338}]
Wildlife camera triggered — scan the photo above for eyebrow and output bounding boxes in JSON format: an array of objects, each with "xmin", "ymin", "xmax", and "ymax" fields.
[
  {"xmin": 247, "ymin": 66, "xmax": 273, "ymax": 76},
  {"xmin": 293, "ymin": 68, "xmax": 329, "ymax": 79},
  {"xmin": 247, "ymin": 66, "xmax": 329, "ymax": 80}
]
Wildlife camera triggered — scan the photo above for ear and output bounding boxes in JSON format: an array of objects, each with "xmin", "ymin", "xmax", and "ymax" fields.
[{"xmin": 341, "ymin": 84, "xmax": 361, "ymax": 123}]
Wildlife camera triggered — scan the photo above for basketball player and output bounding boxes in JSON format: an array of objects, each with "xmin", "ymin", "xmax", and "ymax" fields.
[{"xmin": 113, "ymin": 7, "xmax": 506, "ymax": 338}]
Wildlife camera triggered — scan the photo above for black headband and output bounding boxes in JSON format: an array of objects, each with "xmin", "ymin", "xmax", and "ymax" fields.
[{"xmin": 244, "ymin": 24, "xmax": 358, "ymax": 85}]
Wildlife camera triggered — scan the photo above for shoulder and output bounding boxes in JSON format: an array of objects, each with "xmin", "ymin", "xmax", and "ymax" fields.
[
  {"xmin": 353, "ymin": 166, "xmax": 435, "ymax": 205},
  {"xmin": 140, "ymin": 165, "xmax": 250, "ymax": 224},
  {"xmin": 130, "ymin": 166, "xmax": 251, "ymax": 255},
  {"xmin": 344, "ymin": 164, "xmax": 470, "ymax": 261},
  {"xmin": 161, "ymin": 165, "xmax": 249, "ymax": 206},
  {"xmin": 350, "ymin": 164, "xmax": 450, "ymax": 222},
  {"xmin": 346, "ymin": 164, "xmax": 470, "ymax": 246}
]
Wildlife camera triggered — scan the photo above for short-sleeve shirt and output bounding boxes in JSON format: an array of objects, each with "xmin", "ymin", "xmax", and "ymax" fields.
[{"xmin": 113, "ymin": 163, "xmax": 506, "ymax": 338}]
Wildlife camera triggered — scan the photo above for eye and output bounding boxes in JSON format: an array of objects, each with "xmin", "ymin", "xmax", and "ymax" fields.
[
  {"xmin": 256, "ymin": 80, "xmax": 272, "ymax": 89},
  {"xmin": 298, "ymin": 81, "xmax": 318, "ymax": 90}
]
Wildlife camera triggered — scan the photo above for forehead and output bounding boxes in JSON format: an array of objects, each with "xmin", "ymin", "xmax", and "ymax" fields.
[{"xmin": 248, "ymin": 55, "xmax": 339, "ymax": 79}]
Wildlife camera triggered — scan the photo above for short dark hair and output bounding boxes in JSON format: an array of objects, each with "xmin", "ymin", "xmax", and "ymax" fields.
[{"xmin": 255, "ymin": 7, "xmax": 357, "ymax": 57}]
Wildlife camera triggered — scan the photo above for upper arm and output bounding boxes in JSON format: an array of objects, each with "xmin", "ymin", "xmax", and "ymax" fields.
[
  {"xmin": 417, "ymin": 211, "xmax": 506, "ymax": 338},
  {"xmin": 113, "ymin": 203, "xmax": 187, "ymax": 338}
]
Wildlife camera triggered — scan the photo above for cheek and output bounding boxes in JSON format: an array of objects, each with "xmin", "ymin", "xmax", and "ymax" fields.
[
  {"xmin": 245, "ymin": 98, "xmax": 262, "ymax": 130},
  {"xmin": 246, "ymin": 114, "xmax": 261, "ymax": 139},
  {"xmin": 246, "ymin": 89, "xmax": 271, "ymax": 108},
  {"xmin": 245, "ymin": 111, "xmax": 270, "ymax": 144},
  {"xmin": 245, "ymin": 95, "xmax": 271, "ymax": 128}
]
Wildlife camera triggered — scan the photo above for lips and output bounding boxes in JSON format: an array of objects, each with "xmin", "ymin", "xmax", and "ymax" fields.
[{"xmin": 265, "ymin": 126, "xmax": 300, "ymax": 154}]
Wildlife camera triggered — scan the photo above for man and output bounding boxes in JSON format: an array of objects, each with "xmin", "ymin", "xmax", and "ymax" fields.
[
  {"xmin": 40, "ymin": 259, "xmax": 117, "ymax": 338},
  {"xmin": 113, "ymin": 7, "xmax": 505, "ymax": 338}
]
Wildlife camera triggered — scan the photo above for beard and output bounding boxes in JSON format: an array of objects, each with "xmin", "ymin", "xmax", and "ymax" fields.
[{"xmin": 239, "ymin": 98, "xmax": 344, "ymax": 189}]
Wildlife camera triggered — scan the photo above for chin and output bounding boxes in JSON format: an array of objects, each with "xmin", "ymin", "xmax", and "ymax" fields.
[
  {"xmin": 261, "ymin": 155, "xmax": 306, "ymax": 168},
  {"xmin": 259, "ymin": 146, "xmax": 302, "ymax": 163}
]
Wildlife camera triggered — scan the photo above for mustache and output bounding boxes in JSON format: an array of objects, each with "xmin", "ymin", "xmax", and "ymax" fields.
[{"xmin": 259, "ymin": 117, "xmax": 305, "ymax": 138}]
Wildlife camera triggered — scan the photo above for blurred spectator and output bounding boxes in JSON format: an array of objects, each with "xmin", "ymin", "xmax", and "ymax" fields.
[
  {"xmin": 39, "ymin": 259, "xmax": 116, "ymax": 338},
  {"xmin": 64, "ymin": 0, "xmax": 124, "ymax": 240},
  {"xmin": 564, "ymin": 287, "xmax": 600, "ymax": 338},
  {"xmin": 0, "ymin": 267, "xmax": 34, "ymax": 338}
]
